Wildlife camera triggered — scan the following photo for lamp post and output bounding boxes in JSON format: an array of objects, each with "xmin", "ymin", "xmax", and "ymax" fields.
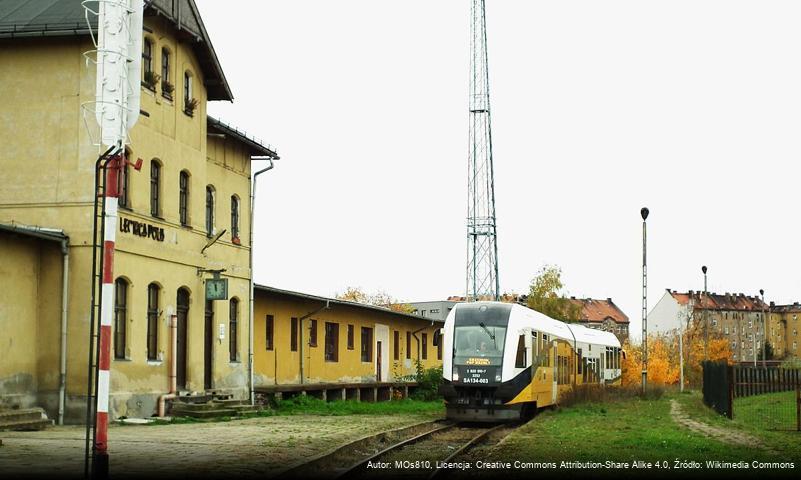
[
  {"xmin": 760, "ymin": 289, "xmax": 766, "ymax": 368},
  {"xmin": 641, "ymin": 207, "xmax": 649, "ymax": 395},
  {"xmin": 702, "ymin": 265, "xmax": 708, "ymax": 360}
]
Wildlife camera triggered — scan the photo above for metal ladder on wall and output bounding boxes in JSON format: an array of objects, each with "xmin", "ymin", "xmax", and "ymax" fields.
[{"xmin": 84, "ymin": 147, "xmax": 117, "ymax": 478}]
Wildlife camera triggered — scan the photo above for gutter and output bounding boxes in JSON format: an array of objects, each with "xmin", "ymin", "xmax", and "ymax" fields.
[
  {"xmin": 411, "ymin": 321, "xmax": 435, "ymax": 375},
  {"xmin": 157, "ymin": 314, "xmax": 178, "ymax": 416},
  {"xmin": 248, "ymin": 157, "xmax": 276, "ymax": 406}
]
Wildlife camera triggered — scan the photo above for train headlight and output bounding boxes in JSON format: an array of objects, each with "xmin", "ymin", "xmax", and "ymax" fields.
[
  {"xmin": 452, "ymin": 372, "xmax": 459, "ymax": 381},
  {"xmin": 495, "ymin": 373, "xmax": 502, "ymax": 382}
]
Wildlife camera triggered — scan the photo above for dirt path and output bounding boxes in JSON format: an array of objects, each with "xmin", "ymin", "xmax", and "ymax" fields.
[{"xmin": 669, "ymin": 399, "xmax": 772, "ymax": 452}]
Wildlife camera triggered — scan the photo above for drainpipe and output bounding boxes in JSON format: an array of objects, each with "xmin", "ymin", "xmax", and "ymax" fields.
[
  {"xmin": 298, "ymin": 301, "xmax": 330, "ymax": 385},
  {"xmin": 249, "ymin": 156, "xmax": 277, "ymax": 406},
  {"xmin": 58, "ymin": 237, "xmax": 70, "ymax": 425},
  {"xmin": 411, "ymin": 321, "xmax": 434, "ymax": 376},
  {"xmin": 157, "ymin": 314, "xmax": 178, "ymax": 417}
]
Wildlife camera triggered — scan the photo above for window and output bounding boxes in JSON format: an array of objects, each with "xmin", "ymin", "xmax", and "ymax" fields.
[
  {"xmin": 422, "ymin": 333, "xmax": 428, "ymax": 360},
  {"xmin": 184, "ymin": 71, "xmax": 193, "ymax": 111},
  {"xmin": 577, "ymin": 348, "xmax": 583, "ymax": 374},
  {"xmin": 265, "ymin": 315, "xmax": 274, "ymax": 350},
  {"xmin": 290, "ymin": 318, "xmax": 298, "ymax": 351},
  {"xmin": 515, "ymin": 334, "xmax": 526, "ymax": 368},
  {"xmin": 347, "ymin": 324, "xmax": 354, "ymax": 350},
  {"xmin": 179, "ymin": 171, "xmax": 189, "ymax": 226},
  {"xmin": 147, "ymin": 283, "xmax": 159, "ymax": 361},
  {"xmin": 406, "ymin": 331, "xmax": 411, "ymax": 359},
  {"xmin": 229, "ymin": 298, "xmax": 238, "ymax": 362},
  {"xmin": 118, "ymin": 160, "xmax": 130, "ymax": 208},
  {"xmin": 150, "ymin": 160, "xmax": 161, "ymax": 217},
  {"xmin": 361, "ymin": 327, "xmax": 372, "ymax": 362},
  {"xmin": 231, "ymin": 196, "xmax": 240, "ymax": 242},
  {"xmin": 161, "ymin": 48, "xmax": 170, "ymax": 95},
  {"xmin": 205, "ymin": 186, "xmax": 215, "ymax": 236},
  {"xmin": 142, "ymin": 38, "xmax": 153, "ymax": 78},
  {"xmin": 325, "ymin": 322, "xmax": 338, "ymax": 362},
  {"xmin": 309, "ymin": 319, "xmax": 318, "ymax": 347},
  {"xmin": 114, "ymin": 278, "xmax": 128, "ymax": 359},
  {"xmin": 393, "ymin": 331, "xmax": 399, "ymax": 361},
  {"xmin": 724, "ymin": 326, "xmax": 729, "ymax": 335}
]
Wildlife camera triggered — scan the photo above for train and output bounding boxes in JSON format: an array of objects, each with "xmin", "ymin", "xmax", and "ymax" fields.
[{"xmin": 439, "ymin": 301, "xmax": 623, "ymax": 422}]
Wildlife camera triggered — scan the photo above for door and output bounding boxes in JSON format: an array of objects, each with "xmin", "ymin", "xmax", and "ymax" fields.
[
  {"xmin": 204, "ymin": 300, "xmax": 214, "ymax": 390},
  {"xmin": 552, "ymin": 341, "xmax": 558, "ymax": 403},
  {"xmin": 376, "ymin": 341, "xmax": 383, "ymax": 382},
  {"xmin": 176, "ymin": 289, "xmax": 190, "ymax": 390},
  {"xmin": 374, "ymin": 324, "xmax": 390, "ymax": 382}
]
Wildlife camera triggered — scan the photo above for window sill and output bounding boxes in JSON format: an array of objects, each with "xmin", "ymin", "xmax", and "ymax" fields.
[
  {"xmin": 151, "ymin": 214, "xmax": 164, "ymax": 220},
  {"xmin": 162, "ymin": 93, "xmax": 173, "ymax": 103},
  {"xmin": 119, "ymin": 205, "xmax": 133, "ymax": 212},
  {"xmin": 147, "ymin": 360, "xmax": 162, "ymax": 366},
  {"xmin": 180, "ymin": 223, "xmax": 192, "ymax": 230},
  {"xmin": 141, "ymin": 84, "xmax": 156, "ymax": 94},
  {"xmin": 229, "ymin": 361, "xmax": 241, "ymax": 365},
  {"xmin": 184, "ymin": 109, "xmax": 195, "ymax": 117},
  {"xmin": 114, "ymin": 357, "xmax": 132, "ymax": 362}
]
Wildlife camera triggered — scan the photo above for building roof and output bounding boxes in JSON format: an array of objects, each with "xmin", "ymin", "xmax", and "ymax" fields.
[
  {"xmin": 768, "ymin": 303, "xmax": 801, "ymax": 314},
  {"xmin": 207, "ymin": 116, "xmax": 279, "ymax": 159},
  {"xmin": 567, "ymin": 297, "xmax": 630, "ymax": 325},
  {"xmin": 0, "ymin": 0, "xmax": 233, "ymax": 101},
  {"xmin": 0, "ymin": 222, "xmax": 67, "ymax": 243},
  {"xmin": 667, "ymin": 289, "xmax": 769, "ymax": 311},
  {"xmin": 255, "ymin": 285, "xmax": 444, "ymax": 324}
]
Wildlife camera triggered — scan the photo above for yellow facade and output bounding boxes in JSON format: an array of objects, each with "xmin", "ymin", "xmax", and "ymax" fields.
[
  {"xmin": 0, "ymin": 9, "xmax": 275, "ymax": 421},
  {"xmin": 768, "ymin": 309, "xmax": 801, "ymax": 359},
  {"xmin": 254, "ymin": 287, "xmax": 443, "ymax": 386}
]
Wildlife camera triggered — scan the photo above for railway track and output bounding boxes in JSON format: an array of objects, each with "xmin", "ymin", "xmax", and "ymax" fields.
[{"xmin": 279, "ymin": 419, "xmax": 522, "ymax": 479}]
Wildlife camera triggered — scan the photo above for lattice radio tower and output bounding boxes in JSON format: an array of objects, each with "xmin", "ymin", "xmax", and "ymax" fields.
[{"xmin": 466, "ymin": 0, "xmax": 499, "ymax": 301}]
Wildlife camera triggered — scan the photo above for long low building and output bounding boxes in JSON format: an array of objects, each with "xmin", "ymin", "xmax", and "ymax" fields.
[{"xmin": 253, "ymin": 285, "xmax": 444, "ymax": 397}]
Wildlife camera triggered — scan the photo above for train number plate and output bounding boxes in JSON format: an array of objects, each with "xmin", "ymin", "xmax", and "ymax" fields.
[{"xmin": 457, "ymin": 365, "xmax": 497, "ymax": 384}]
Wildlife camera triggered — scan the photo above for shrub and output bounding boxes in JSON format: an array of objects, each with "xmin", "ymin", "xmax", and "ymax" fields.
[{"xmin": 412, "ymin": 366, "xmax": 443, "ymax": 401}]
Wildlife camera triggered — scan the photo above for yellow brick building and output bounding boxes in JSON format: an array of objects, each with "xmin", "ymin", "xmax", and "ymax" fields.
[
  {"xmin": 253, "ymin": 286, "xmax": 444, "ymax": 399},
  {"xmin": 0, "ymin": 1, "xmax": 278, "ymax": 422}
]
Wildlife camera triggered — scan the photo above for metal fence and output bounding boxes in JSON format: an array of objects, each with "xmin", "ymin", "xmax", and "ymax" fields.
[{"xmin": 702, "ymin": 362, "xmax": 800, "ymax": 431}]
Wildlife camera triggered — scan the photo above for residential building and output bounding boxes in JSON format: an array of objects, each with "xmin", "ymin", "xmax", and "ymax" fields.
[
  {"xmin": 648, "ymin": 290, "xmax": 770, "ymax": 362},
  {"xmin": 0, "ymin": 0, "xmax": 278, "ymax": 421},
  {"xmin": 767, "ymin": 303, "xmax": 801, "ymax": 359},
  {"xmin": 567, "ymin": 297, "xmax": 630, "ymax": 343}
]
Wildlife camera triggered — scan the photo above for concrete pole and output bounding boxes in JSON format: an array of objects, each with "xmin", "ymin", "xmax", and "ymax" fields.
[
  {"xmin": 761, "ymin": 290, "xmax": 766, "ymax": 367},
  {"xmin": 641, "ymin": 207, "xmax": 649, "ymax": 395}
]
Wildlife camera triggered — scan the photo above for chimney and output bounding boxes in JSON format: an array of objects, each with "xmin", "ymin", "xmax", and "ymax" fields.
[
  {"xmin": 607, "ymin": 298, "xmax": 612, "ymax": 303},
  {"xmin": 770, "ymin": 301, "xmax": 776, "ymax": 307},
  {"xmin": 689, "ymin": 290, "xmax": 694, "ymax": 296},
  {"xmin": 570, "ymin": 296, "xmax": 575, "ymax": 300}
]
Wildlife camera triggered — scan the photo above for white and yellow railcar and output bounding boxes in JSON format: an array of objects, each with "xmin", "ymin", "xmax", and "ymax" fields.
[{"xmin": 440, "ymin": 302, "xmax": 622, "ymax": 421}]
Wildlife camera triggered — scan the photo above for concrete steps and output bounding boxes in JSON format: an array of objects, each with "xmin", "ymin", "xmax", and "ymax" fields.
[
  {"xmin": 0, "ymin": 407, "xmax": 52, "ymax": 431},
  {"xmin": 168, "ymin": 394, "xmax": 261, "ymax": 418}
]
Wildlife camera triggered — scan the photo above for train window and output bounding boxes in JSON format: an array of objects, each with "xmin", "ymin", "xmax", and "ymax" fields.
[
  {"xmin": 577, "ymin": 348, "xmax": 582, "ymax": 374},
  {"xmin": 515, "ymin": 334, "xmax": 526, "ymax": 368}
]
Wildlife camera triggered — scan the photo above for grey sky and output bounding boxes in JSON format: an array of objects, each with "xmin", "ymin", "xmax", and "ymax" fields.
[{"xmin": 197, "ymin": 1, "xmax": 801, "ymax": 342}]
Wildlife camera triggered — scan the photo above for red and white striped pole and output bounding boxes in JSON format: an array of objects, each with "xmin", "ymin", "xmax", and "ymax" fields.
[{"xmin": 94, "ymin": 152, "xmax": 122, "ymax": 476}]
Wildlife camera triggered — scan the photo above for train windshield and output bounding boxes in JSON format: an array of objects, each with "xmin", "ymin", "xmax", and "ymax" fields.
[{"xmin": 453, "ymin": 325, "xmax": 507, "ymax": 366}]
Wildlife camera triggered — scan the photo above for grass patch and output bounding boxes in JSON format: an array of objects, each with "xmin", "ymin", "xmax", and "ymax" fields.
[
  {"xmin": 489, "ymin": 394, "xmax": 790, "ymax": 474},
  {"xmin": 261, "ymin": 395, "xmax": 444, "ymax": 416},
  {"xmin": 676, "ymin": 390, "xmax": 801, "ymax": 458}
]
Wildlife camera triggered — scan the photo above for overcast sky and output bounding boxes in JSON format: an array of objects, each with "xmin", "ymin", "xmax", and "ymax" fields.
[{"xmin": 196, "ymin": 1, "xmax": 801, "ymax": 341}]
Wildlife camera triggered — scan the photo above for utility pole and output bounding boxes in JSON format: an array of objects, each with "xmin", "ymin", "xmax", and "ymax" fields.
[
  {"xmin": 466, "ymin": 0, "xmax": 500, "ymax": 302},
  {"xmin": 641, "ymin": 207, "xmax": 649, "ymax": 395},
  {"xmin": 702, "ymin": 265, "xmax": 708, "ymax": 360}
]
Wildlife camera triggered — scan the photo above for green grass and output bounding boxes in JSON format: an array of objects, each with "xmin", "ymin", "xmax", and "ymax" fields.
[
  {"xmin": 484, "ymin": 393, "xmax": 796, "ymax": 477},
  {"xmin": 261, "ymin": 395, "xmax": 445, "ymax": 416},
  {"xmin": 676, "ymin": 390, "xmax": 801, "ymax": 459}
]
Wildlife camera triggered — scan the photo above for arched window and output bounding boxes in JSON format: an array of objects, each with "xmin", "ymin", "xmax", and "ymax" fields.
[
  {"xmin": 147, "ymin": 283, "xmax": 160, "ymax": 361},
  {"xmin": 230, "ymin": 195, "xmax": 240, "ymax": 242},
  {"xmin": 179, "ymin": 171, "xmax": 190, "ymax": 226},
  {"xmin": 150, "ymin": 160, "xmax": 161, "ymax": 217},
  {"xmin": 205, "ymin": 185, "xmax": 215, "ymax": 236},
  {"xmin": 229, "ymin": 298, "xmax": 239, "ymax": 362},
  {"xmin": 114, "ymin": 278, "xmax": 128, "ymax": 359}
]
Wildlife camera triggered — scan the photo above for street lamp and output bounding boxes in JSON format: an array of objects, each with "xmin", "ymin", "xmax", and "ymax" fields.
[
  {"xmin": 702, "ymin": 265, "xmax": 708, "ymax": 360},
  {"xmin": 760, "ymin": 289, "xmax": 766, "ymax": 368},
  {"xmin": 641, "ymin": 207, "xmax": 649, "ymax": 395}
]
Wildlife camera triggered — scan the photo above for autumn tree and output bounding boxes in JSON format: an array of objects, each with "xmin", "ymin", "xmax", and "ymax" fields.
[
  {"xmin": 526, "ymin": 265, "xmax": 582, "ymax": 322},
  {"xmin": 335, "ymin": 286, "xmax": 415, "ymax": 314}
]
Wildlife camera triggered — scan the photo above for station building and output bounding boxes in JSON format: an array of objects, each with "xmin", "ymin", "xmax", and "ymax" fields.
[
  {"xmin": 0, "ymin": 0, "xmax": 278, "ymax": 422},
  {"xmin": 253, "ymin": 286, "xmax": 444, "ymax": 400}
]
